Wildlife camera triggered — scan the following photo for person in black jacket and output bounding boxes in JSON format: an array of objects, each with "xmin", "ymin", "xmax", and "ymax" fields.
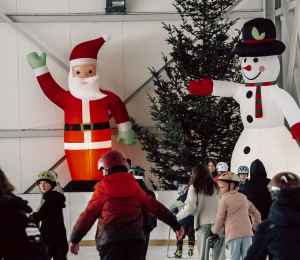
[
  {"xmin": 129, "ymin": 165, "xmax": 157, "ymax": 260},
  {"xmin": 31, "ymin": 171, "xmax": 68, "ymax": 260},
  {"xmin": 245, "ymin": 172, "xmax": 300, "ymax": 260},
  {"xmin": 243, "ymin": 159, "xmax": 272, "ymax": 220},
  {"xmin": 0, "ymin": 168, "xmax": 49, "ymax": 260}
]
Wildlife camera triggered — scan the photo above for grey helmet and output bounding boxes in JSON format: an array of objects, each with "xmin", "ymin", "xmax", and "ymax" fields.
[
  {"xmin": 177, "ymin": 184, "xmax": 187, "ymax": 196},
  {"xmin": 129, "ymin": 166, "xmax": 145, "ymax": 180},
  {"xmin": 237, "ymin": 166, "xmax": 249, "ymax": 175}
]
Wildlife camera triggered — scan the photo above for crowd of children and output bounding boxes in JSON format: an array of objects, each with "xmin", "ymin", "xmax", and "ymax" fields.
[{"xmin": 1, "ymin": 151, "xmax": 300, "ymax": 260}]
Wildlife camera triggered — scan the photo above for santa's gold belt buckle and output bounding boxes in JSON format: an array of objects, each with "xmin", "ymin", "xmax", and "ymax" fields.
[{"xmin": 80, "ymin": 123, "xmax": 94, "ymax": 131}]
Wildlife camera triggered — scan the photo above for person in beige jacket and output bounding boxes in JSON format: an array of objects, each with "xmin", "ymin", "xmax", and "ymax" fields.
[
  {"xmin": 211, "ymin": 172, "xmax": 261, "ymax": 260},
  {"xmin": 176, "ymin": 164, "xmax": 225, "ymax": 260}
]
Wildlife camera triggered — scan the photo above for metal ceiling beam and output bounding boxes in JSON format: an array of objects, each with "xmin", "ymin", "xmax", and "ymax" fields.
[
  {"xmin": 0, "ymin": 11, "xmax": 265, "ymax": 23},
  {"xmin": 0, "ymin": 127, "xmax": 163, "ymax": 137},
  {"xmin": 1, "ymin": 12, "xmax": 182, "ymax": 23},
  {"xmin": 226, "ymin": 10, "xmax": 264, "ymax": 19}
]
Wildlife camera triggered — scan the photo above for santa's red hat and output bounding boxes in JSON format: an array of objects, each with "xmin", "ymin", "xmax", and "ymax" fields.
[{"xmin": 69, "ymin": 34, "xmax": 111, "ymax": 67}]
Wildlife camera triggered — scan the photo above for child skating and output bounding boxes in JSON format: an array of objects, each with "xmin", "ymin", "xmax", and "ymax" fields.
[
  {"xmin": 31, "ymin": 171, "xmax": 68, "ymax": 260},
  {"xmin": 211, "ymin": 172, "xmax": 261, "ymax": 260},
  {"xmin": 170, "ymin": 184, "xmax": 195, "ymax": 258},
  {"xmin": 69, "ymin": 151, "xmax": 184, "ymax": 260}
]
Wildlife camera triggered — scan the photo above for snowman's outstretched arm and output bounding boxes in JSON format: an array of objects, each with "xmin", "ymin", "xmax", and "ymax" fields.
[
  {"xmin": 273, "ymin": 88, "xmax": 300, "ymax": 141},
  {"xmin": 189, "ymin": 78, "xmax": 243, "ymax": 97}
]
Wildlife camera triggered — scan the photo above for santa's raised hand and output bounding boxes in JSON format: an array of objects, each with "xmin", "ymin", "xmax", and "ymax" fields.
[{"xmin": 27, "ymin": 52, "xmax": 47, "ymax": 70}]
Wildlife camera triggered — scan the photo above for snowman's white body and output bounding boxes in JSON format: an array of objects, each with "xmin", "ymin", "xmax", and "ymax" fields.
[{"xmin": 212, "ymin": 56, "xmax": 300, "ymax": 179}]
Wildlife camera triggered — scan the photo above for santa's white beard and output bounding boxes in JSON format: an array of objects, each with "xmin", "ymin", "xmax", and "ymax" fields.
[{"xmin": 68, "ymin": 76, "xmax": 106, "ymax": 100}]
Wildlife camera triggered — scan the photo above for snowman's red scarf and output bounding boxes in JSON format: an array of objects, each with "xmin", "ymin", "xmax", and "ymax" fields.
[{"xmin": 245, "ymin": 81, "xmax": 277, "ymax": 118}]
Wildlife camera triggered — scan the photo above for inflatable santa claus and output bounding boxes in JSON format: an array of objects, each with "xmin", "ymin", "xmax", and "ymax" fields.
[
  {"xmin": 189, "ymin": 18, "xmax": 300, "ymax": 180},
  {"xmin": 27, "ymin": 34, "xmax": 135, "ymax": 191}
]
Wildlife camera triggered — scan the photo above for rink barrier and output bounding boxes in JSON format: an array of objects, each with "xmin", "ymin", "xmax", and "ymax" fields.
[{"xmin": 19, "ymin": 190, "xmax": 188, "ymax": 245}]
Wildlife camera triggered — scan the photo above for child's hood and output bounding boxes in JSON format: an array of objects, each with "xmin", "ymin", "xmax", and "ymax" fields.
[
  {"xmin": 96, "ymin": 172, "xmax": 140, "ymax": 198},
  {"xmin": 43, "ymin": 190, "xmax": 66, "ymax": 208},
  {"xmin": 0, "ymin": 193, "xmax": 32, "ymax": 213}
]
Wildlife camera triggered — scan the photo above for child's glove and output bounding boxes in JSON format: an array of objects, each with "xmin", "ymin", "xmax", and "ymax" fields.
[{"xmin": 209, "ymin": 232, "xmax": 219, "ymax": 242}]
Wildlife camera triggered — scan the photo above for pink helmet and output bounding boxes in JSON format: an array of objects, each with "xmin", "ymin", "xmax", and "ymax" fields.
[{"xmin": 98, "ymin": 151, "xmax": 127, "ymax": 172}]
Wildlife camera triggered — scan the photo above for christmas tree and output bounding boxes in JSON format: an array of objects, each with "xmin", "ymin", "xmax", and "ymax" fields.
[{"xmin": 131, "ymin": 0, "xmax": 243, "ymax": 190}]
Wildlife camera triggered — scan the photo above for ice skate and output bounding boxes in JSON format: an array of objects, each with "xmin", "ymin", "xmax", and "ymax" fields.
[
  {"xmin": 188, "ymin": 245, "xmax": 194, "ymax": 256},
  {"xmin": 174, "ymin": 248, "xmax": 182, "ymax": 258}
]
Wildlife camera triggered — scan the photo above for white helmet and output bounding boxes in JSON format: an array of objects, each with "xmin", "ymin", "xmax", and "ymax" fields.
[
  {"xmin": 216, "ymin": 162, "xmax": 228, "ymax": 173},
  {"xmin": 177, "ymin": 184, "xmax": 187, "ymax": 196}
]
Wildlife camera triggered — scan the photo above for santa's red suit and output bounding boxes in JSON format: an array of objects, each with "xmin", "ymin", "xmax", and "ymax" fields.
[{"xmin": 32, "ymin": 34, "xmax": 132, "ymax": 181}]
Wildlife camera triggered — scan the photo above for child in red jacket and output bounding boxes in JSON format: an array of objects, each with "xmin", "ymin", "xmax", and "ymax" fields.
[{"xmin": 69, "ymin": 151, "xmax": 184, "ymax": 260}]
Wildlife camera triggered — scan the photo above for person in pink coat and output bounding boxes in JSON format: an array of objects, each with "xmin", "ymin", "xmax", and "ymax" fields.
[{"xmin": 211, "ymin": 172, "xmax": 261, "ymax": 260}]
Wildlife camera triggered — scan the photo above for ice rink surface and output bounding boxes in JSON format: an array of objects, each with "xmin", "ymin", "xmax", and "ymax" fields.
[{"xmin": 67, "ymin": 246, "xmax": 231, "ymax": 259}]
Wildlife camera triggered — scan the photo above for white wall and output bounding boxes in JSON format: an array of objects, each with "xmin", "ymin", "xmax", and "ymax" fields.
[{"xmin": 19, "ymin": 190, "xmax": 179, "ymax": 241}]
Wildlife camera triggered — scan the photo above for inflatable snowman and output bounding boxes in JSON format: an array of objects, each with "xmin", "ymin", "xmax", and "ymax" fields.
[{"xmin": 189, "ymin": 18, "xmax": 300, "ymax": 179}]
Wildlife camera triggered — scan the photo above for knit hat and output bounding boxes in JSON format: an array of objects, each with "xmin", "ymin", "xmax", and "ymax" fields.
[{"xmin": 69, "ymin": 34, "xmax": 111, "ymax": 67}]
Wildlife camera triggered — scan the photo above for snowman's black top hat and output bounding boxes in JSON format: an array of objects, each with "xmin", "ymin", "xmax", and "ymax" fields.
[{"xmin": 234, "ymin": 18, "xmax": 285, "ymax": 57}]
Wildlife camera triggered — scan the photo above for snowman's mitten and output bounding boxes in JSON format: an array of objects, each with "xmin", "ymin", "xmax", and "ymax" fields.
[
  {"xmin": 117, "ymin": 129, "xmax": 136, "ymax": 146},
  {"xmin": 27, "ymin": 52, "xmax": 47, "ymax": 70},
  {"xmin": 291, "ymin": 122, "xmax": 300, "ymax": 141},
  {"xmin": 189, "ymin": 78, "xmax": 213, "ymax": 95}
]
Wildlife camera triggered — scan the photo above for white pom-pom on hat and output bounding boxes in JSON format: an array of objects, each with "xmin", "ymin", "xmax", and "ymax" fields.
[{"xmin": 103, "ymin": 33, "xmax": 111, "ymax": 42}]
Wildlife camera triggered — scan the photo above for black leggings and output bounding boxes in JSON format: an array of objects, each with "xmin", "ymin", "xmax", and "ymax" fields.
[{"xmin": 177, "ymin": 222, "xmax": 195, "ymax": 246}]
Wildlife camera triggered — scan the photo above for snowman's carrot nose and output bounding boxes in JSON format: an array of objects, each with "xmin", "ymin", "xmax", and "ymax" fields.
[{"xmin": 243, "ymin": 65, "xmax": 252, "ymax": 71}]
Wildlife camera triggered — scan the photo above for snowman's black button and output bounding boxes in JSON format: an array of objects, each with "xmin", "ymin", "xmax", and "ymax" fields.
[
  {"xmin": 244, "ymin": 146, "xmax": 250, "ymax": 154},
  {"xmin": 246, "ymin": 91, "xmax": 253, "ymax": 98},
  {"xmin": 247, "ymin": 115, "xmax": 253, "ymax": 123}
]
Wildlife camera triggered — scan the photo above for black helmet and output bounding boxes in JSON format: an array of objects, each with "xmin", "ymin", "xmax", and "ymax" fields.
[{"xmin": 268, "ymin": 172, "xmax": 300, "ymax": 201}]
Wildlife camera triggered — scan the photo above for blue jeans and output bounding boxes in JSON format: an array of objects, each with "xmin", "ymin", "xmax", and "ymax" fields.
[{"xmin": 228, "ymin": 236, "xmax": 252, "ymax": 260}]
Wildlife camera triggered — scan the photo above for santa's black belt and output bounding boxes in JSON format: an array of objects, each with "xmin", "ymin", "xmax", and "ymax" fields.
[{"xmin": 64, "ymin": 122, "xmax": 110, "ymax": 131}]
